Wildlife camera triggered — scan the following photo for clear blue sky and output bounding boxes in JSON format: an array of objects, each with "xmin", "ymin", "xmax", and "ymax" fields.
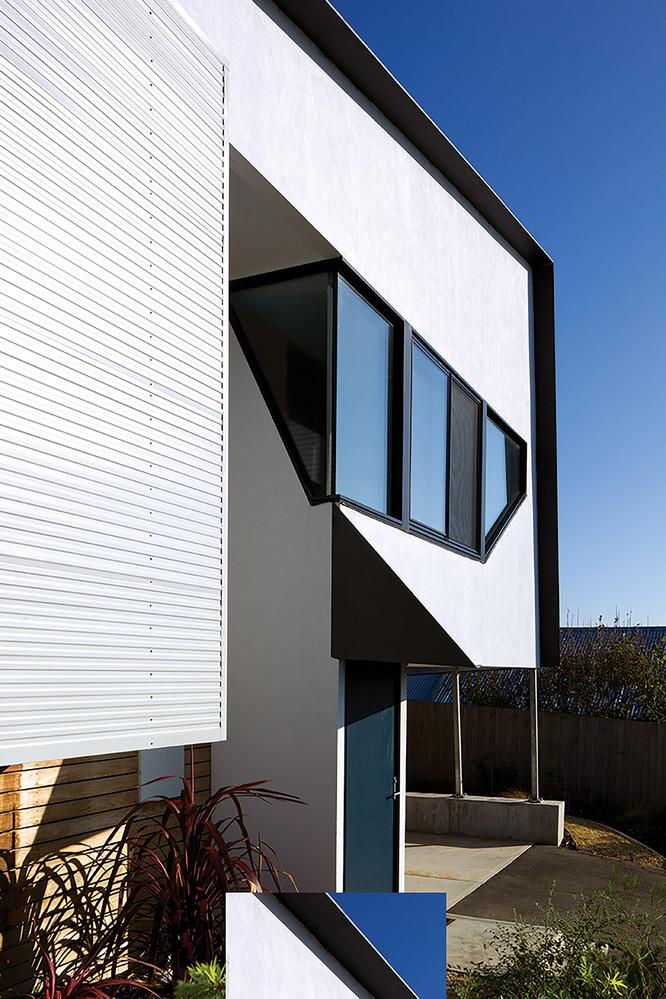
[
  {"xmin": 330, "ymin": 0, "xmax": 666, "ymax": 626},
  {"xmin": 333, "ymin": 892, "xmax": 446, "ymax": 998}
]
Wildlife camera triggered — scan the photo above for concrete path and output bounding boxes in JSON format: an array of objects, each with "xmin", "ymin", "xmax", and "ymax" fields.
[
  {"xmin": 405, "ymin": 832, "xmax": 531, "ymax": 906},
  {"xmin": 444, "ymin": 845, "xmax": 666, "ymax": 971},
  {"xmin": 451, "ymin": 844, "xmax": 666, "ymax": 923},
  {"xmin": 445, "ymin": 914, "xmax": 537, "ymax": 971}
]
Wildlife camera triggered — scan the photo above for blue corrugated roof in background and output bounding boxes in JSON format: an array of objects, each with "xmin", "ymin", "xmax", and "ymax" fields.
[
  {"xmin": 560, "ymin": 626, "xmax": 666, "ymax": 654},
  {"xmin": 407, "ymin": 626, "xmax": 666, "ymax": 704}
]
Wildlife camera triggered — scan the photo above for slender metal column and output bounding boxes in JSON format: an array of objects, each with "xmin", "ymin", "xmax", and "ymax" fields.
[
  {"xmin": 452, "ymin": 669, "xmax": 464, "ymax": 797},
  {"xmin": 529, "ymin": 668, "xmax": 541, "ymax": 802}
]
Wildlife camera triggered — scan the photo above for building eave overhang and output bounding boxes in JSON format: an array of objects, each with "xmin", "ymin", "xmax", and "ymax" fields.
[{"xmin": 276, "ymin": 893, "xmax": 420, "ymax": 999}]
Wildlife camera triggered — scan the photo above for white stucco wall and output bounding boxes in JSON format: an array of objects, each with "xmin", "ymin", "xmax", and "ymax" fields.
[
  {"xmin": 226, "ymin": 895, "xmax": 372, "ymax": 999},
  {"xmin": 181, "ymin": 0, "xmax": 532, "ymax": 426},
  {"xmin": 343, "ymin": 501, "xmax": 538, "ymax": 668},
  {"xmin": 212, "ymin": 335, "xmax": 340, "ymax": 891},
  {"xmin": 181, "ymin": 0, "xmax": 539, "ymax": 667}
]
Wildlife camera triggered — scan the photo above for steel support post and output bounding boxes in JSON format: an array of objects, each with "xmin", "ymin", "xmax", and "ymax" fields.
[
  {"xmin": 452, "ymin": 669, "xmax": 464, "ymax": 797},
  {"xmin": 529, "ymin": 668, "xmax": 541, "ymax": 802}
]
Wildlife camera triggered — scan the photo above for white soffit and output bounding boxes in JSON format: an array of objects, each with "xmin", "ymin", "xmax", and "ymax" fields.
[
  {"xmin": 0, "ymin": 0, "xmax": 227, "ymax": 763},
  {"xmin": 340, "ymin": 506, "xmax": 537, "ymax": 669}
]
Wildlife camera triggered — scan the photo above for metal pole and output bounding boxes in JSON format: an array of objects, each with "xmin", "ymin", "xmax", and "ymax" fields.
[
  {"xmin": 529, "ymin": 668, "xmax": 541, "ymax": 802},
  {"xmin": 452, "ymin": 669, "xmax": 464, "ymax": 797}
]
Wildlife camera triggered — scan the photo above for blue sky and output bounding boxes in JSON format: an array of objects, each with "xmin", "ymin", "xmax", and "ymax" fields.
[
  {"xmin": 333, "ymin": 892, "xmax": 446, "ymax": 998},
  {"xmin": 330, "ymin": 0, "xmax": 666, "ymax": 626}
]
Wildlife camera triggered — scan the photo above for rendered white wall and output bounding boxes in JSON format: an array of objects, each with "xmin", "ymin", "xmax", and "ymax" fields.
[
  {"xmin": 180, "ymin": 0, "xmax": 539, "ymax": 667},
  {"xmin": 226, "ymin": 895, "xmax": 372, "ymax": 999},
  {"xmin": 212, "ymin": 336, "xmax": 339, "ymax": 891}
]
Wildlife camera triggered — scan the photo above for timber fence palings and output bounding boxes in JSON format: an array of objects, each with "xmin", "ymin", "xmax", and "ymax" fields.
[{"xmin": 407, "ymin": 701, "xmax": 666, "ymax": 817}]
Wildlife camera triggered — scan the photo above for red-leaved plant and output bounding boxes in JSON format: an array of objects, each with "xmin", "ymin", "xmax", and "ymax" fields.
[
  {"xmin": 27, "ymin": 753, "xmax": 300, "ymax": 993},
  {"xmin": 31, "ymin": 910, "xmax": 158, "ymax": 999},
  {"xmin": 119, "ymin": 761, "xmax": 301, "ymax": 983}
]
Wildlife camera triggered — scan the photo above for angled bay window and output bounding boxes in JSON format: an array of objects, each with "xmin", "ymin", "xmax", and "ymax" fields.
[{"xmin": 231, "ymin": 258, "xmax": 526, "ymax": 561}]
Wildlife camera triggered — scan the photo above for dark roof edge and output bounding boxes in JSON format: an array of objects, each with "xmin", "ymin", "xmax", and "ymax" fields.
[
  {"xmin": 276, "ymin": 893, "xmax": 419, "ymax": 999},
  {"xmin": 272, "ymin": 0, "xmax": 552, "ymax": 268}
]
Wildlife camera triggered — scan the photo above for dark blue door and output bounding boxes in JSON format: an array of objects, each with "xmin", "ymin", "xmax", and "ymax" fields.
[{"xmin": 344, "ymin": 661, "xmax": 399, "ymax": 891}]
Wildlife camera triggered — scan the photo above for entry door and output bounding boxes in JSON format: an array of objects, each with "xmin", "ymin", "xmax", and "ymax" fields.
[{"xmin": 344, "ymin": 661, "xmax": 400, "ymax": 891}]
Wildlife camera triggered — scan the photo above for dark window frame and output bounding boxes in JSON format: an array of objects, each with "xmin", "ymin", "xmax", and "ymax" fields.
[
  {"xmin": 408, "ymin": 337, "xmax": 449, "ymax": 539},
  {"xmin": 230, "ymin": 263, "xmax": 334, "ymax": 499},
  {"xmin": 483, "ymin": 406, "xmax": 528, "ymax": 556},
  {"xmin": 407, "ymin": 333, "xmax": 485, "ymax": 557},
  {"xmin": 230, "ymin": 257, "xmax": 527, "ymax": 562}
]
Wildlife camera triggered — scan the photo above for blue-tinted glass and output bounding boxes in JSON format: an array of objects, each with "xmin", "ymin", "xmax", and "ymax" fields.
[
  {"xmin": 485, "ymin": 418, "xmax": 522, "ymax": 535},
  {"xmin": 336, "ymin": 279, "xmax": 391, "ymax": 513},
  {"xmin": 410, "ymin": 345, "xmax": 447, "ymax": 532},
  {"xmin": 485, "ymin": 420, "xmax": 508, "ymax": 533}
]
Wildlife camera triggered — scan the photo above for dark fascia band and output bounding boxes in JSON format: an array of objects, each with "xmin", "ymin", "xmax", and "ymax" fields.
[
  {"xmin": 275, "ymin": 893, "xmax": 419, "ymax": 999},
  {"xmin": 268, "ymin": 0, "xmax": 560, "ymax": 668}
]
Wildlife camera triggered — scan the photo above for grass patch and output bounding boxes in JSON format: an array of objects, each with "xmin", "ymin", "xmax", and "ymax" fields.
[{"xmin": 566, "ymin": 816, "xmax": 665, "ymax": 871}]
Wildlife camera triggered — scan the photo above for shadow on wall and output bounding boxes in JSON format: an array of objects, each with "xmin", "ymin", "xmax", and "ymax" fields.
[
  {"xmin": 0, "ymin": 753, "xmax": 137, "ymax": 996},
  {"xmin": 0, "ymin": 747, "xmax": 211, "ymax": 996}
]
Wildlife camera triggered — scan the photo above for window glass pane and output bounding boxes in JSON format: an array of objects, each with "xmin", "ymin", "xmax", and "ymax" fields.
[
  {"xmin": 449, "ymin": 382, "xmax": 480, "ymax": 550},
  {"xmin": 231, "ymin": 272, "xmax": 329, "ymax": 493},
  {"xmin": 336, "ymin": 278, "xmax": 391, "ymax": 513},
  {"xmin": 485, "ymin": 418, "xmax": 522, "ymax": 536},
  {"xmin": 410, "ymin": 344, "xmax": 447, "ymax": 532}
]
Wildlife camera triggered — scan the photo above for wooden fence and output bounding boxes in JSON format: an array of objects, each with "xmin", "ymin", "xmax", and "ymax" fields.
[
  {"xmin": 0, "ymin": 745, "xmax": 211, "ymax": 996},
  {"xmin": 408, "ymin": 701, "xmax": 666, "ymax": 815}
]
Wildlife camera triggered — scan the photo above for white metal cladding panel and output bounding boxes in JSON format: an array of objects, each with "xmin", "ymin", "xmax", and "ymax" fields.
[{"xmin": 0, "ymin": 0, "xmax": 227, "ymax": 764}]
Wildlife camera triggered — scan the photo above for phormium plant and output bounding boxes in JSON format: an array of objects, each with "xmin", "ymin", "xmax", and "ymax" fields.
[
  {"xmin": 30, "ymin": 921, "xmax": 158, "ymax": 999},
  {"xmin": 26, "ymin": 755, "xmax": 300, "ymax": 993},
  {"xmin": 119, "ymin": 762, "xmax": 301, "ymax": 983}
]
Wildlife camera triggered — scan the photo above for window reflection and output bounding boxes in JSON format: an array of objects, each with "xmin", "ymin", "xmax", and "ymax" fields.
[
  {"xmin": 485, "ymin": 417, "xmax": 522, "ymax": 536},
  {"xmin": 336, "ymin": 279, "xmax": 392, "ymax": 514},
  {"xmin": 410, "ymin": 344, "xmax": 447, "ymax": 533}
]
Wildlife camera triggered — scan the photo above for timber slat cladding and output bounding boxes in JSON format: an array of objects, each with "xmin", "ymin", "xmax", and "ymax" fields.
[{"xmin": 0, "ymin": 744, "xmax": 212, "ymax": 996}]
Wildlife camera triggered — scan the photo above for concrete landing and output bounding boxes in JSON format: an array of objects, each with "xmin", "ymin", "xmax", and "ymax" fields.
[
  {"xmin": 405, "ymin": 832, "xmax": 531, "ymax": 906},
  {"xmin": 407, "ymin": 792, "xmax": 565, "ymax": 845}
]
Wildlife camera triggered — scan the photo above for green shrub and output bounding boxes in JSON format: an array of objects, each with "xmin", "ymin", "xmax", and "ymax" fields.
[
  {"xmin": 461, "ymin": 627, "xmax": 666, "ymax": 722},
  {"xmin": 174, "ymin": 959, "xmax": 226, "ymax": 999},
  {"xmin": 454, "ymin": 880, "xmax": 666, "ymax": 999}
]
